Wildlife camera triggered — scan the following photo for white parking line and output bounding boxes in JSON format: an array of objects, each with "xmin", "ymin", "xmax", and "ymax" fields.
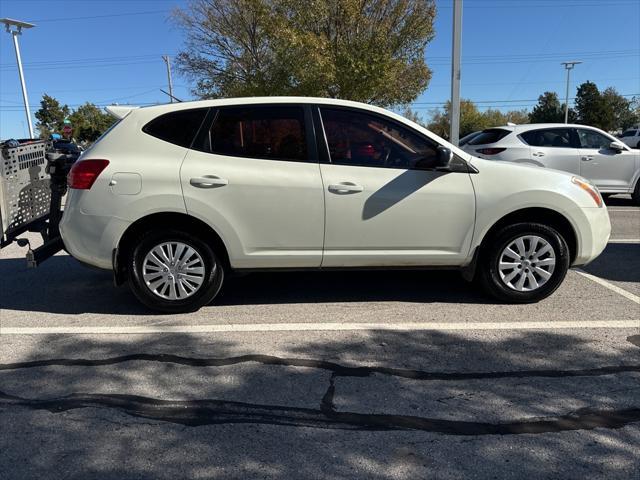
[
  {"xmin": 1, "ymin": 320, "xmax": 638, "ymax": 335},
  {"xmin": 608, "ymin": 238, "xmax": 640, "ymax": 243},
  {"xmin": 574, "ymin": 269, "xmax": 640, "ymax": 304}
]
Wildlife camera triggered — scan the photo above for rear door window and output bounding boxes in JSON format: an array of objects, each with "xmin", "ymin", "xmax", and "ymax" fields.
[
  {"xmin": 620, "ymin": 129, "xmax": 637, "ymax": 138},
  {"xmin": 142, "ymin": 108, "xmax": 209, "ymax": 148},
  {"xmin": 467, "ymin": 129, "xmax": 511, "ymax": 146},
  {"xmin": 520, "ymin": 128, "xmax": 577, "ymax": 148},
  {"xmin": 197, "ymin": 105, "xmax": 308, "ymax": 162}
]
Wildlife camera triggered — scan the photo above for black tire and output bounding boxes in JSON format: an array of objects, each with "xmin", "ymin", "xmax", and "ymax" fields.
[
  {"xmin": 127, "ymin": 229, "xmax": 224, "ymax": 313},
  {"xmin": 478, "ymin": 222, "xmax": 570, "ymax": 303},
  {"xmin": 632, "ymin": 180, "xmax": 640, "ymax": 205}
]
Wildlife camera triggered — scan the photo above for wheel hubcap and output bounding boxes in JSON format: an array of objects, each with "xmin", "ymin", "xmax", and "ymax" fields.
[
  {"xmin": 142, "ymin": 242, "xmax": 206, "ymax": 300},
  {"xmin": 498, "ymin": 235, "xmax": 556, "ymax": 292}
]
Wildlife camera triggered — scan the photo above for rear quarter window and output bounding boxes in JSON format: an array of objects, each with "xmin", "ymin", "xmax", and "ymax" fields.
[
  {"xmin": 142, "ymin": 108, "xmax": 208, "ymax": 148},
  {"xmin": 467, "ymin": 129, "xmax": 511, "ymax": 145}
]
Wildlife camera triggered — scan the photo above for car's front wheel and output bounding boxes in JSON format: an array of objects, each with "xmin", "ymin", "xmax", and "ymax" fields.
[
  {"xmin": 127, "ymin": 229, "xmax": 224, "ymax": 313},
  {"xmin": 478, "ymin": 222, "xmax": 570, "ymax": 303}
]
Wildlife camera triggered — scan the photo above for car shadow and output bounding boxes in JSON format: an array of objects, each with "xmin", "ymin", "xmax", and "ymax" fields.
[
  {"xmin": 0, "ymin": 255, "xmax": 490, "ymax": 315},
  {"xmin": 581, "ymin": 242, "xmax": 640, "ymax": 283},
  {"xmin": 604, "ymin": 194, "xmax": 636, "ymax": 207}
]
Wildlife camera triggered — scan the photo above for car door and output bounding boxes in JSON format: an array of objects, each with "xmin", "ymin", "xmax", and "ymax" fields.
[
  {"xmin": 518, "ymin": 127, "xmax": 581, "ymax": 174},
  {"xmin": 316, "ymin": 106, "xmax": 476, "ymax": 268},
  {"xmin": 576, "ymin": 128, "xmax": 636, "ymax": 191},
  {"xmin": 180, "ymin": 104, "xmax": 325, "ymax": 268}
]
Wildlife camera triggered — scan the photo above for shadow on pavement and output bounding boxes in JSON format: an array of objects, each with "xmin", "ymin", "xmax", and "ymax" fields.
[
  {"xmin": 581, "ymin": 243, "xmax": 640, "ymax": 283},
  {"xmin": 604, "ymin": 194, "xmax": 636, "ymax": 207},
  {"xmin": 1, "ymin": 330, "xmax": 639, "ymax": 479},
  {"xmin": 0, "ymin": 255, "xmax": 491, "ymax": 315}
]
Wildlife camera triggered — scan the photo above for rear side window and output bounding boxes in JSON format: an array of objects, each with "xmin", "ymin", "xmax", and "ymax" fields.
[
  {"xmin": 467, "ymin": 129, "xmax": 511, "ymax": 146},
  {"xmin": 143, "ymin": 108, "xmax": 208, "ymax": 148},
  {"xmin": 520, "ymin": 128, "xmax": 576, "ymax": 148},
  {"xmin": 621, "ymin": 129, "xmax": 637, "ymax": 138},
  {"xmin": 198, "ymin": 106, "xmax": 307, "ymax": 162}
]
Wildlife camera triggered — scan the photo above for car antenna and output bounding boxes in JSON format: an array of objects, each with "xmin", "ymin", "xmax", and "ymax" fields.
[{"xmin": 160, "ymin": 89, "xmax": 182, "ymax": 103}]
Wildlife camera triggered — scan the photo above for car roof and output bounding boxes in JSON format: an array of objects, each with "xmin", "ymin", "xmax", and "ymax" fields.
[
  {"xmin": 113, "ymin": 96, "xmax": 475, "ymax": 160},
  {"xmin": 488, "ymin": 123, "xmax": 608, "ymax": 134},
  {"xmin": 132, "ymin": 96, "xmax": 400, "ymax": 117}
]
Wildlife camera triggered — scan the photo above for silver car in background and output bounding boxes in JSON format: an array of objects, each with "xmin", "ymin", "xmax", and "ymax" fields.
[{"xmin": 461, "ymin": 123, "xmax": 640, "ymax": 204}]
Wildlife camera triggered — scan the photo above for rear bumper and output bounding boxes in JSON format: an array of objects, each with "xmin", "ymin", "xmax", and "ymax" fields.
[{"xmin": 59, "ymin": 193, "xmax": 131, "ymax": 270}]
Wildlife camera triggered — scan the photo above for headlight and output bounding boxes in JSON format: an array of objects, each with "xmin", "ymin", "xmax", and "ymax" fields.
[{"xmin": 571, "ymin": 176, "xmax": 603, "ymax": 207}]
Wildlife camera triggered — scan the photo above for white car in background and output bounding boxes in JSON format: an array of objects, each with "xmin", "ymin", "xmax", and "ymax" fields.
[
  {"xmin": 60, "ymin": 98, "xmax": 610, "ymax": 312},
  {"xmin": 461, "ymin": 123, "xmax": 640, "ymax": 204},
  {"xmin": 619, "ymin": 127, "xmax": 640, "ymax": 149}
]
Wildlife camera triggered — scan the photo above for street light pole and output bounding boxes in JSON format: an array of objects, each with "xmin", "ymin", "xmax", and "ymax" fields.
[
  {"xmin": 561, "ymin": 61, "xmax": 581, "ymax": 124},
  {"xmin": 450, "ymin": 0, "xmax": 463, "ymax": 146},
  {"xmin": 1, "ymin": 18, "xmax": 36, "ymax": 138},
  {"xmin": 162, "ymin": 55, "xmax": 174, "ymax": 103}
]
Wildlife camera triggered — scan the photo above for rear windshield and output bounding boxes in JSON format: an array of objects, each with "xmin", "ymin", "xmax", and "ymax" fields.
[
  {"xmin": 143, "ymin": 108, "xmax": 209, "ymax": 148},
  {"xmin": 467, "ymin": 128, "xmax": 511, "ymax": 146}
]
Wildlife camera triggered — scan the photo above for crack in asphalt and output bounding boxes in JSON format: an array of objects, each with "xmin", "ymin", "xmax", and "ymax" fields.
[
  {"xmin": 1, "ymin": 390, "xmax": 638, "ymax": 435},
  {"xmin": 2, "ymin": 353, "xmax": 639, "ymax": 381},
  {"xmin": 2, "ymin": 351, "xmax": 639, "ymax": 435}
]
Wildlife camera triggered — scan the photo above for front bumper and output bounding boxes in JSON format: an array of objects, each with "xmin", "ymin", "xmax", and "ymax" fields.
[{"xmin": 572, "ymin": 206, "xmax": 611, "ymax": 266}]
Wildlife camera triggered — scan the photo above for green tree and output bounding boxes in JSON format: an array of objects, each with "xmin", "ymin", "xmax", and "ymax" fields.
[
  {"xmin": 401, "ymin": 106, "xmax": 426, "ymax": 127},
  {"xmin": 68, "ymin": 103, "xmax": 115, "ymax": 143},
  {"xmin": 503, "ymin": 109, "xmax": 529, "ymax": 125},
  {"xmin": 426, "ymin": 100, "xmax": 529, "ymax": 140},
  {"xmin": 574, "ymin": 81, "xmax": 611, "ymax": 130},
  {"xmin": 34, "ymin": 94, "xmax": 70, "ymax": 138},
  {"xmin": 601, "ymin": 87, "xmax": 637, "ymax": 131},
  {"xmin": 174, "ymin": 0, "xmax": 436, "ymax": 107},
  {"xmin": 528, "ymin": 92, "xmax": 569, "ymax": 124}
]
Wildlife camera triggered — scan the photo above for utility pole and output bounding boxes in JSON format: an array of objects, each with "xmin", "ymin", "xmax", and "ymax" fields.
[
  {"xmin": 450, "ymin": 0, "xmax": 462, "ymax": 146},
  {"xmin": 561, "ymin": 61, "xmax": 581, "ymax": 124},
  {"xmin": 1, "ymin": 18, "xmax": 36, "ymax": 138},
  {"xmin": 162, "ymin": 55, "xmax": 174, "ymax": 103}
]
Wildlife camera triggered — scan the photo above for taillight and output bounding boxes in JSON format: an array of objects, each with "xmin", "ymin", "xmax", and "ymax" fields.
[
  {"xmin": 475, "ymin": 148, "xmax": 506, "ymax": 155},
  {"xmin": 67, "ymin": 159, "xmax": 110, "ymax": 190}
]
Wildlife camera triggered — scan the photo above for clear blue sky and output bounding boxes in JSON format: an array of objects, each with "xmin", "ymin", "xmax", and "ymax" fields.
[{"xmin": 1, "ymin": 0, "xmax": 639, "ymax": 139}]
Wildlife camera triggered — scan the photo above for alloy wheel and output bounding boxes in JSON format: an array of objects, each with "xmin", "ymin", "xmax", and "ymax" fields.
[
  {"xmin": 498, "ymin": 235, "xmax": 556, "ymax": 292},
  {"xmin": 142, "ymin": 242, "xmax": 207, "ymax": 300}
]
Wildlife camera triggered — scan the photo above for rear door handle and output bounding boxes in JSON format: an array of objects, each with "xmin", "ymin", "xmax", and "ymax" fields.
[
  {"xmin": 532, "ymin": 151, "xmax": 545, "ymax": 157},
  {"xmin": 190, "ymin": 175, "xmax": 228, "ymax": 188},
  {"xmin": 581, "ymin": 156, "xmax": 594, "ymax": 161},
  {"xmin": 328, "ymin": 182, "xmax": 364, "ymax": 194}
]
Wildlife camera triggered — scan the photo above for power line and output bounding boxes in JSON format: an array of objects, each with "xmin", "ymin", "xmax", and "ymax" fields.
[
  {"xmin": 1, "ymin": 93, "xmax": 637, "ymax": 112},
  {"xmin": 31, "ymin": 10, "xmax": 171, "ymax": 23}
]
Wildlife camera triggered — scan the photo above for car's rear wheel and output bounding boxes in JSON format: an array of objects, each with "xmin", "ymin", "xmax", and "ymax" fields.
[
  {"xmin": 127, "ymin": 229, "xmax": 224, "ymax": 313},
  {"xmin": 478, "ymin": 222, "xmax": 570, "ymax": 303}
]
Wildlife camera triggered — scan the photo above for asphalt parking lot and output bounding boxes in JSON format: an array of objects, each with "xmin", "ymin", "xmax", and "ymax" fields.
[{"xmin": 1, "ymin": 196, "xmax": 638, "ymax": 479}]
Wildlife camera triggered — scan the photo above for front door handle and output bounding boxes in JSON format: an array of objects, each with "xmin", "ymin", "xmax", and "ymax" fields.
[
  {"xmin": 328, "ymin": 182, "xmax": 364, "ymax": 194},
  {"xmin": 190, "ymin": 175, "xmax": 228, "ymax": 188},
  {"xmin": 532, "ymin": 151, "xmax": 545, "ymax": 157},
  {"xmin": 581, "ymin": 156, "xmax": 594, "ymax": 161}
]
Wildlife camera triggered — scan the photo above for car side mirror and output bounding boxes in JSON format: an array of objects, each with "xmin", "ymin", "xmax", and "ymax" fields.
[
  {"xmin": 435, "ymin": 146, "xmax": 453, "ymax": 168},
  {"xmin": 610, "ymin": 141, "xmax": 625, "ymax": 152}
]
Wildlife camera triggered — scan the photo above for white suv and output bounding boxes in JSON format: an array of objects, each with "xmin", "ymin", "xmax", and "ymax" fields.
[
  {"xmin": 60, "ymin": 98, "xmax": 610, "ymax": 312},
  {"xmin": 460, "ymin": 123, "xmax": 640, "ymax": 203},
  {"xmin": 619, "ymin": 127, "xmax": 640, "ymax": 149}
]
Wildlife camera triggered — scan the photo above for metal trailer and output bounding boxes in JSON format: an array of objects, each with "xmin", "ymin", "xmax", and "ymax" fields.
[{"xmin": 0, "ymin": 139, "xmax": 77, "ymax": 266}]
